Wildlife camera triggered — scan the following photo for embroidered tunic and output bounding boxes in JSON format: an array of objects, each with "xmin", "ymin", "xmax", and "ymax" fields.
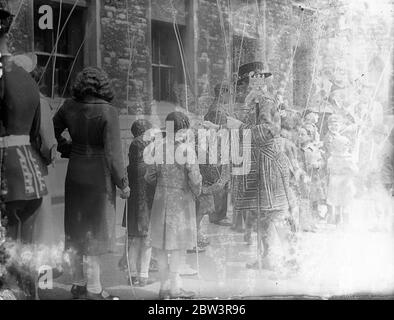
[
  {"xmin": 0, "ymin": 57, "xmax": 47, "ymax": 202},
  {"xmin": 237, "ymin": 98, "xmax": 292, "ymax": 213},
  {"xmin": 233, "ymin": 96, "xmax": 292, "ymax": 214}
]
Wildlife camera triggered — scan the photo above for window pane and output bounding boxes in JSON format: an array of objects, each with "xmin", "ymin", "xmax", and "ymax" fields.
[
  {"xmin": 37, "ymin": 55, "xmax": 74, "ymax": 98},
  {"xmin": 160, "ymin": 67, "xmax": 174, "ymax": 102},
  {"xmin": 151, "ymin": 21, "xmax": 185, "ymax": 103},
  {"xmin": 34, "ymin": 0, "xmax": 85, "ymax": 98},
  {"xmin": 152, "ymin": 66, "xmax": 161, "ymax": 100},
  {"xmin": 36, "ymin": 55, "xmax": 52, "ymax": 97},
  {"xmin": 152, "ymin": 27, "xmax": 160, "ymax": 64}
]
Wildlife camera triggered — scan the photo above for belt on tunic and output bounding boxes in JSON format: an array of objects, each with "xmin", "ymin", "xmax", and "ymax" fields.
[
  {"xmin": 71, "ymin": 143, "xmax": 105, "ymax": 156},
  {"xmin": 0, "ymin": 135, "xmax": 30, "ymax": 148}
]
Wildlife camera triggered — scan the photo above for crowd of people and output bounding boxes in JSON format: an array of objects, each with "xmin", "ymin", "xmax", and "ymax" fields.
[{"xmin": 0, "ymin": 2, "xmax": 393, "ymax": 300}]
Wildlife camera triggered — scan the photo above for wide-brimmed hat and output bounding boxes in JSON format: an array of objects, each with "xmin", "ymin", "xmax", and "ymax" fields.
[{"xmin": 237, "ymin": 61, "xmax": 272, "ymax": 85}]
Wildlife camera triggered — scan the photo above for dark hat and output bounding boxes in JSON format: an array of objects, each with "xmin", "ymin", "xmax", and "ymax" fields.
[
  {"xmin": 237, "ymin": 61, "xmax": 272, "ymax": 85},
  {"xmin": 0, "ymin": 1, "xmax": 13, "ymax": 35}
]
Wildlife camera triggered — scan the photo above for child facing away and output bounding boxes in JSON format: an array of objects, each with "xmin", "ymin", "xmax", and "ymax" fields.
[
  {"xmin": 119, "ymin": 119, "xmax": 156, "ymax": 287},
  {"xmin": 145, "ymin": 112, "xmax": 202, "ymax": 299},
  {"xmin": 326, "ymin": 135, "xmax": 358, "ymax": 227}
]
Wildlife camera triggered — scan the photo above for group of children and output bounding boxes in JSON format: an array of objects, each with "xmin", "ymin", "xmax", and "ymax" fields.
[
  {"xmin": 117, "ymin": 111, "xmax": 231, "ymax": 298},
  {"xmin": 281, "ymin": 107, "xmax": 360, "ymax": 233},
  {"xmin": 281, "ymin": 86, "xmax": 392, "ymax": 236}
]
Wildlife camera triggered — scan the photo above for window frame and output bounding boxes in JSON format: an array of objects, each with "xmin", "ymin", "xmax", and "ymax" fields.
[
  {"xmin": 151, "ymin": 19, "xmax": 186, "ymax": 103},
  {"xmin": 31, "ymin": 0, "xmax": 99, "ymax": 103}
]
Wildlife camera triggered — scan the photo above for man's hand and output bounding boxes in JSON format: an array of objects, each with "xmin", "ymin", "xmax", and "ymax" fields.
[
  {"xmin": 202, "ymin": 121, "xmax": 219, "ymax": 130},
  {"xmin": 227, "ymin": 116, "xmax": 243, "ymax": 129},
  {"xmin": 120, "ymin": 186, "xmax": 131, "ymax": 199}
]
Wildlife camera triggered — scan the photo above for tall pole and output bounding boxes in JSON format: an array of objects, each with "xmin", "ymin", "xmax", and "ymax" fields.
[
  {"xmin": 256, "ymin": 101, "xmax": 262, "ymax": 273},
  {"xmin": 262, "ymin": 0, "xmax": 267, "ymax": 64},
  {"xmin": 257, "ymin": 0, "xmax": 267, "ymax": 274}
]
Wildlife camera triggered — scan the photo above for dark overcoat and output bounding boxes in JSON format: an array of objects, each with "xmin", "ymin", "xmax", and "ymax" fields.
[
  {"xmin": 53, "ymin": 97, "xmax": 128, "ymax": 256},
  {"xmin": 122, "ymin": 136, "xmax": 155, "ymax": 237}
]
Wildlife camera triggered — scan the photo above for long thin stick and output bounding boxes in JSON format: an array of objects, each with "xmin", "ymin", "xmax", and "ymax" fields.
[
  {"xmin": 8, "ymin": 0, "xmax": 25, "ymax": 32},
  {"xmin": 303, "ymin": 14, "xmax": 324, "ymax": 116},
  {"xmin": 174, "ymin": 23, "xmax": 195, "ymax": 100},
  {"xmin": 38, "ymin": 0, "xmax": 80, "ymax": 86},
  {"xmin": 169, "ymin": 0, "xmax": 189, "ymax": 113},
  {"xmin": 124, "ymin": 199, "xmax": 137, "ymax": 299},
  {"xmin": 256, "ymin": 141, "xmax": 262, "ymax": 273},
  {"xmin": 233, "ymin": 0, "xmax": 249, "ymax": 106},
  {"xmin": 51, "ymin": 0, "xmax": 63, "ymax": 99},
  {"xmin": 61, "ymin": 31, "xmax": 89, "ymax": 98},
  {"xmin": 283, "ymin": 9, "xmax": 305, "ymax": 94}
]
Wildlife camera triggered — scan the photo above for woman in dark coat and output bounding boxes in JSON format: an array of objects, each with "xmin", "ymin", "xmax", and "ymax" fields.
[
  {"xmin": 121, "ymin": 119, "xmax": 155, "ymax": 287},
  {"xmin": 53, "ymin": 67, "xmax": 130, "ymax": 300}
]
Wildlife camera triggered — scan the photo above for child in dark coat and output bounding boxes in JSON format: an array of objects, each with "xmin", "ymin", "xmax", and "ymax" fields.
[{"xmin": 120, "ymin": 119, "xmax": 155, "ymax": 287}]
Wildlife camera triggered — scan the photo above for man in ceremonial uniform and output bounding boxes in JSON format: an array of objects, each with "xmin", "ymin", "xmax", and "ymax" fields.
[
  {"xmin": 0, "ymin": 2, "xmax": 48, "ymax": 243},
  {"xmin": 231, "ymin": 61, "xmax": 276, "ymax": 245},
  {"xmin": 226, "ymin": 82, "xmax": 296, "ymax": 272}
]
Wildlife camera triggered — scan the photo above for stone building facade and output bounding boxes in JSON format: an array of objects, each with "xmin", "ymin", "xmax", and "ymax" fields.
[{"xmin": 8, "ymin": 0, "xmax": 322, "ymax": 116}]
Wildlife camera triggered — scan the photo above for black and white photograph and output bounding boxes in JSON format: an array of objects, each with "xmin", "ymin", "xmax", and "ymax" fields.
[{"xmin": 0, "ymin": 0, "xmax": 393, "ymax": 303}]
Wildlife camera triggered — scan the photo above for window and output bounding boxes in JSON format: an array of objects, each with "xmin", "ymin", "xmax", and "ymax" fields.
[
  {"xmin": 33, "ymin": 0, "xmax": 86, "ymax": 98},
  {"xmin": 151, "ymin": 20, "xmax": 185, "ymax": 102}
]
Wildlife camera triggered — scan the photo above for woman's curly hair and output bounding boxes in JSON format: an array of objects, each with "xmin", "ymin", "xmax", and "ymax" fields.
[{"xmin": 72, "ymin": 67, "xmax": 114, "ymax": 102}]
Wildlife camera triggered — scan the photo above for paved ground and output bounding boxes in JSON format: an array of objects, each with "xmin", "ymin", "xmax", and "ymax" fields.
[{"xmin": 37, "ymin": 198, "xmax": 394, "ymax": 300}]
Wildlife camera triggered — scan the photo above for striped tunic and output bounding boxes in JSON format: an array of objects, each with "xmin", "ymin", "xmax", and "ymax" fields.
[
  {"xmin": 234, "ymin": 101, "xmax": 292, "ymax": 213},
  {"xmin": 0, "ymin": 57, "xmax": 48, "ymax": 202},
  {"xmin": 250, "ymin": 133, "xmax": 291, "ymax": 211}
]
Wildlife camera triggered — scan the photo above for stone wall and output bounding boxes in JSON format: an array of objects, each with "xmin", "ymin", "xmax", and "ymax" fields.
[
  {"xmin": 7, "ymin": 0, "xmax": 33, "ymax": 54},
  {"xmin": 265, "ymin": 0, "xmax": 294, "ymax": 106},
  {"xmin": 101, "ymin": 0, "xmax": 151, "ymax": 115},
  {"xmin": 194, "ymin": 0, "xmax": 296, "ymax": 114}
]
